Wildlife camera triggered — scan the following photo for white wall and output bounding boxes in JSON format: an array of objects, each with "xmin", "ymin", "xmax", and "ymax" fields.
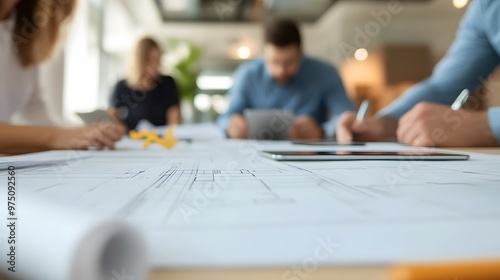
[
  {"xmin": 315, "ymin": 0, "xmax": 466, "ymax": 66},
  {"xmin": 63, "ymin": 0, "xmax": 101, "ymax": 122}
]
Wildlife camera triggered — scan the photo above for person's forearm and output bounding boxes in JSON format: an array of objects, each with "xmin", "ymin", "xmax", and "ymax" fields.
[
  {"xmin": 378, "ymin": 81, "xmax": 460, "ymax": 120},
  {"xmin": 167, "ymin": 106, "xmax": 181, "ymax": 125},
  {"xmin": 0, "ymin": 124, "xmax": 58, "ymax": 154}
]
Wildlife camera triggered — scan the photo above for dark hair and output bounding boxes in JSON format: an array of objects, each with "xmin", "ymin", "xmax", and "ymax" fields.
[{"xmin": 265, "ymin": 19, "xmax": 302, "ymax": 49}]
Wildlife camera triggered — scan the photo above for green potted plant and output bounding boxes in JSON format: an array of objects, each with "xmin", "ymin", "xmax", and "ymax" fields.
[{"xmin": 163, "ymin": 39, "xmax": 203, "ymax": 102}]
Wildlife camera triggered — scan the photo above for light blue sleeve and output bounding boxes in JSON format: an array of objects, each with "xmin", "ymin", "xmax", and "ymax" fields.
[
  {"xmin": 322, "ymin": 68, "xmax": 356, "ymax": 138},
  {"xmin": 378, "ymin": 0, "xmax": 500, "ymax": 120},
  {"xmin": 488, "ymin": 107, "xmax": 500, "ymax": 143},
  {"xmin": 216, "ymin": 64, "xmax": 252, "ymax": 132}
]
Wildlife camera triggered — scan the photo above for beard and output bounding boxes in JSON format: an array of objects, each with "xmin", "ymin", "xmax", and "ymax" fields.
[{"xmin": 273, "ymin": 75, "xmax": 294, "ymax": 85}]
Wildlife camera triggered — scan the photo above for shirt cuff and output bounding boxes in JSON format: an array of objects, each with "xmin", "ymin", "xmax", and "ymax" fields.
[
  {"xmin": 322, "ymin": 115, "xmax": 343, "ymax": 139},
  {"xmin": 487, "ymin": 107, "xmax": 500, "ymax": 144},
  {"xmin": 216, "ymin": 115, "xmax": 230, "ymax": 138}
]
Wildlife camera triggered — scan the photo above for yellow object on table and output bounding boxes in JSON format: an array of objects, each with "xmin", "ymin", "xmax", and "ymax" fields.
[{"xmin": 129, "ymin": 129, "xmax": 178, "ymax": 149}]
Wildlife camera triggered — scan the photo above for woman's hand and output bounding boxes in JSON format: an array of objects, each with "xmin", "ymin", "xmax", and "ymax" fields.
[{"xmin": 50, "ymin": 122, "xmax": 126, "ymax": 150}]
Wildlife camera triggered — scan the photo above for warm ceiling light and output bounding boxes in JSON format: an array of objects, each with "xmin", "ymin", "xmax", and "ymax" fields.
[
  {"xmin": 453, "ymin": 0, "xmax": 468, "ymax": 9},
  {"xmin": 237, "ymin": 46, "xmax": 251, "ymax": 60},
  {"xmin": 354, "ymin": 48, "xmax": 368, "ymax": 61}
]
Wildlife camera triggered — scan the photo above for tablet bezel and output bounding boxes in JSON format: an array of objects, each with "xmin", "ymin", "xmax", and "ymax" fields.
[{"xmin": 260, "ymin": 151, "xmax": 470, "ymax": 161}]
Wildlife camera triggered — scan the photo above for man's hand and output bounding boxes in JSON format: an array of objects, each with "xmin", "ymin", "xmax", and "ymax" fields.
[
  {"xmin": 398, "ymin": 102, "xmax": 498, "ymax": 147},
  {"xmin": 336, "ymin": 112, "xmax": 398, "ymax": 143},
  {"xmin": 50, "ymin": 122, "xmax": 126, "ymax": 150},
  {"xmin": 289, "ymin": 116, "xmax": 323, "ymax": 140},
  {"xmin": 227, "ymin": 114, "xmax": 249, "ymax": 139}
]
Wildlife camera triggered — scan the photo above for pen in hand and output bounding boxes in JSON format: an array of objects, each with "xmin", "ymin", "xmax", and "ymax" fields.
[
  {"xmin": 342, "ymin": 99, "xmax": 371, "ymax": 143},
  {"xmin": 356, "ymin": 99, "xmax": 371, "ymax": 122},
  {"xmin": 451, "ymin": 89, "xmax": 470, "ymax": 111}
]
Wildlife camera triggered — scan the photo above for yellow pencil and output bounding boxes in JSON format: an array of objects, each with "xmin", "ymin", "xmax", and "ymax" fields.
[{"xmin": 391, "ymin": 261, "xmax": 500, "ymax": 280}]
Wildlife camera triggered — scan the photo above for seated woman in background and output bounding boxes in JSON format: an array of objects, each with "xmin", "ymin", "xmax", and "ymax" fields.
[
  {"xmin": 108, "ymin": 37, "xmax": 181, "ymax": 130},
  {"xmin": 0, "ymin": 0, "xmax": 125, "ymax": 154}
]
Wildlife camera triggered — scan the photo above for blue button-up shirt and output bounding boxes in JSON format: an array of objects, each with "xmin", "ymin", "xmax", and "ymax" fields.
[
  {"xmin": 217, "ymin": 56, "xmax": 355, "ymax": 137},
  {"xmin": 379, "ymin": 0, "xmax": 500, "ymax": 143}
]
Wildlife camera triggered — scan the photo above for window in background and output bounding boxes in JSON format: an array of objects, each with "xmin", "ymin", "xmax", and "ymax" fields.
[
  {"xmin": 101, "ymin": 0, "xmax": 137, "ymax": 108},
  {"xmin": 63, "ymin": 0, "xmax": 102, "ymax": 121},
  {"xmin": 63, "ymin": 0, "xmax": 136, "ymax": 122},
  {"xmin": 193, "ymin": 71, "xmax": 233, "ymax": 122}
]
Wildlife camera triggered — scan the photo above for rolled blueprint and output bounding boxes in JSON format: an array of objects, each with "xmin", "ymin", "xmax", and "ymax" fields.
[{"xmin": 0, "ymin": 195, "xmax": 147, "ymax": 280}]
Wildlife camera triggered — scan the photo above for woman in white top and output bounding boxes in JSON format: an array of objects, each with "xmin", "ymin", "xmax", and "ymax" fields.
[{"xmin": 0, "ymin": 0, "xmax": 125, "ymax": 154}]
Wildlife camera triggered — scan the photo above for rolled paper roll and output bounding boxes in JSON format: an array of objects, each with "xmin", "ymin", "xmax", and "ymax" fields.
[{"xmin": 0, "ymin": 195, "xmax": 148, "ymax": 280}]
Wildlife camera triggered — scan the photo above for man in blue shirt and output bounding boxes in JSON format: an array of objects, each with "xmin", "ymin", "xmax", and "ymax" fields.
[
  {"xmin": 337, "ymin": 0, "xmax": 500, "ymax": 147},
  {"xmin": 218, "ymin": 19, "xmax": 355, "ymax": 139}
]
